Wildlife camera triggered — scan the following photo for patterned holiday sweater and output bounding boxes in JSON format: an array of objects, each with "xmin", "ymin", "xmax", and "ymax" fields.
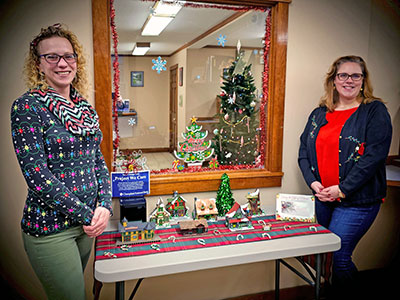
[{"xmin": 11, "ymin": 87, "xmax": 112, "ymax": 237}]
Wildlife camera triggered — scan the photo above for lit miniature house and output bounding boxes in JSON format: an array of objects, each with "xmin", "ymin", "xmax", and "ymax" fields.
[
  {"xmin": 225, "ymin": 202, "xmax": 252, "ymax": 230},
  {"xmin": 194, "ymin": 197, "xmax": 218, "ymax": 220},
  {"xmin": 178, "ymin": 219, "xmax": 208, "ymax": 235},
  {"xmin": 149, "ymin": 197, "xmax": 171, "ymax": 226},
  {"xmin": 118, "ymin": 217, "xmax": 156, "ymax": 243},
  {"xmin": 165, "ymin": 191, "xmax": 188, "ymax": 218},
  {"xmin": 246, "ymin": 189, "xmax": 262, "ymax": 215}
]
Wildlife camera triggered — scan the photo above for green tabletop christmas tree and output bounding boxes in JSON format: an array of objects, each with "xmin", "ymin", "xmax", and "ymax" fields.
[
  {"xmin": 212, "ymin": 51, "xmax": 260, "ymax": 166},
  {"xmin": 216, "ymin": 173, "xmax": 235, "ymax": 216},
  {"xmin": 174, "ymin": 117, "xmax": 214, "ymax": 166}
]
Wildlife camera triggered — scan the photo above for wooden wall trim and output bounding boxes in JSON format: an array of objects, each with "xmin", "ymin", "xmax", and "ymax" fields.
[
  {"xmin": 266, "ymin": 2, "xmax": 288, "ymax": 172},
  {"xmin": 92, "ymin": 0, "xmax": 290, "ymax": 195},
  {"xmin": 150, "ymin": 170, "xmax": 283, "ymax": 195},
  {"xmin": 92, "ymin": 0, "xmax": 113, "ymax": 170},
  {"xmin": 170, "ymin": 11, "xmax": 247, "ymax": 56}
]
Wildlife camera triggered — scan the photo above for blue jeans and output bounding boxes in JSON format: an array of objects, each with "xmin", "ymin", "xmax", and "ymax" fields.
[{"xmin": 316, "ymin": 200, "xmax": 380, "ymax": 284}]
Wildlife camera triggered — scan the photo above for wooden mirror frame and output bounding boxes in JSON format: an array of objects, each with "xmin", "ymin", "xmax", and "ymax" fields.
[{"xmin": 92, "ymin": 0, "xmax": 290, "ymax": 195}]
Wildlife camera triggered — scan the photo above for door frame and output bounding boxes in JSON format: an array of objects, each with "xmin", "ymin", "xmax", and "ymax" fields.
[{"xmin": 169, "ymin": 64, "xmax": 178, "ymax": 153}]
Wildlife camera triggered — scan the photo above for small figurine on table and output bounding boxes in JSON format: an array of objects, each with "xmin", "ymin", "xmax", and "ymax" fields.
[
  {"xmin": 225, "ymin": 202, "xmax": 253, "ymax": 231},
  {"xmin": 165, "ymin": 191, "xmax": 189, "ymax": 219},
  {"xmin": 193, "ymin": 197, "xmax": 218, "ymax": 220},
  {"xmin": 149, "ymin": 198, "xmax": 171, "ymax": 227},
  {"xmin": 245, "ymin": 189, "xmax": 263, "ymax": 215},
  {"xmin": 118, "ymin": 217, "xmax": 158, "ymax": 245},
  {"xmin": 178, "ymin": 219, "xmax": 209, "ymax": 235}
]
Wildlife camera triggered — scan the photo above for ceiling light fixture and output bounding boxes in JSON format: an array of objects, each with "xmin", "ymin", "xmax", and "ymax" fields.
[
  {"xmin": 141, "ymin": 1, "xmax": 182, "ymax": 36},
  {"xmin": 132, "ymin": 42, "xmax": 151, "ymax": 55}
]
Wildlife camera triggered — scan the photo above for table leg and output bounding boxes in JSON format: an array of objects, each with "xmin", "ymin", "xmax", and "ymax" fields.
[
  {"xmin": 93, "ymin": 279, "xmax": 103, "ymax": 300},
  {"xmin": 315, "ymin": 254, "xmax": 322, "ymax": 300},
  {"xmin": 116, "ymin": 281, "xmax": 124, "ymax": 300},
  {"xmin": 275, "ymin": 259, "xmax": 280, "ymax": 300},
  {"xmin": 128, "ymin": 278, "xmax": 144, "ymax": 300}
]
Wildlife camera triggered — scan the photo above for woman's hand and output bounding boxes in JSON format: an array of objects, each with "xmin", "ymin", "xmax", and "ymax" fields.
[
  {"xmin": 83, "ymin": 207, "xmax": 110, "ymax": 238},
  {"xmin": 316, "ymin": 184, "xmax": 341, "ymax": 202},
  {"xmin": 311, "ymin": 181, "xmax": 324, "ymax": 194}
]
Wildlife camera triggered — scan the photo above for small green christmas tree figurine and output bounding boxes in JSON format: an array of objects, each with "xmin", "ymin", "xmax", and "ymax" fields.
[
  {"xmin": 212, "ymin": 51, "xmax": 260, "ymax": 166},
  {"xmin": 174, "ymin": 117, "xmax": 214, "ymax": 166},
  {"xmin": 216, "ymin": 173, "xmax": 235, "ymax": 216}
]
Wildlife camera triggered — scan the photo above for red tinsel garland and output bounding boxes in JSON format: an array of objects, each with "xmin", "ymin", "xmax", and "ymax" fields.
[
  {"xmin": 257, "ymin": 8, "xmax": 272, "ymax": 168},
  {"xmin": 140, "ymin": 0, "xmax": 266, "ymax": 12},
  {"xmin": 110, "ymin": 0, "xmax": 120, "ymax": 171}
]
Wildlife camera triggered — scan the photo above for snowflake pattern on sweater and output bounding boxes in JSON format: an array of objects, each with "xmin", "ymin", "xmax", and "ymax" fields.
[{"xmin": 11, "ymin": 89, "xmax": 112, "ymax": 237}]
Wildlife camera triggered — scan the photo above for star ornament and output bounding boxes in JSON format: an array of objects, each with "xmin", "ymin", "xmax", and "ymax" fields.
[
  {"xmin": 217, "ymin": 34, "xmax": 226, "ymax": 47},
  {"xmin": 152, "ymin": 56, "xmax": 167, "ymax": 74}
]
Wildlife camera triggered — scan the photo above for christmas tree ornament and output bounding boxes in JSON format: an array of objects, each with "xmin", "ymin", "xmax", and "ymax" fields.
[
  {"xmin": 152, "ymin": 56, "xmax": 167, "ymax": 74},
  {"xmin": 236, "ymin": 39, "xmax": 241, "ymax": 53}
]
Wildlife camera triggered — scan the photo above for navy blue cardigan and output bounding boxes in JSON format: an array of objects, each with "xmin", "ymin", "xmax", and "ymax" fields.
[{"xmin": 298, "ymin": 100, "xmax": 392, "ymax": 206}]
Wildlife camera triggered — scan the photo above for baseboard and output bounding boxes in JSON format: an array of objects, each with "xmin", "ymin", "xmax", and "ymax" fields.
[{"xmin": 223, "ymin": 285, "xmax": 314, "ymax": 300}]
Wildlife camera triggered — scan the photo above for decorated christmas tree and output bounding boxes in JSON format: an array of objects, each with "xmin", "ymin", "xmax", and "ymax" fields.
[
  {"xmin": 174, "ymin": 117, "xmax": 214, "ymax": 166},
  {"xmin": 212, "ymin": 52, "xmax": 260, "ymax": 166},
  {"xmin": 216, "ymin": 173, "xmax": 235, "ymax": 216}
]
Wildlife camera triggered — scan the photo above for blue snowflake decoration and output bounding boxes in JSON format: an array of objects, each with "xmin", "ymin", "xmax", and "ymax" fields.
[
  {"xmin": 217, "ymin": 34, "xmax": 226, "ymax": 47},
  {"xmin": 152, "ymin": 56, "xmax": 167, "ymax": 74}
]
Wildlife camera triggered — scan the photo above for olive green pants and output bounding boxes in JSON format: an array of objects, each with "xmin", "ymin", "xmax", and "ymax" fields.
[{"xmin": 22, "ymin": 226, "xmax": 93, "ymax": 300}]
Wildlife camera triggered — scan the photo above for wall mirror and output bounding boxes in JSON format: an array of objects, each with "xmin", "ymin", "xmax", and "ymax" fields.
[{"xmin": 92, "ymin": 0, "xmax": 290, "ymax": 195}]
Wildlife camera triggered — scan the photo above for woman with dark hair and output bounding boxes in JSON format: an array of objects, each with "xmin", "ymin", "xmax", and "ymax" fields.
[
  {"xmin": 298, "ymin": 55, "xmax": 392, "ymax": 298},
  {"xmin": 10, "ymin": 24, "xmax": 112, "ymax": 299}
]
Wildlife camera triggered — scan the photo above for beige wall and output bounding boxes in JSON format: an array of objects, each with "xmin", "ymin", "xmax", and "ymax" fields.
[
  {"xmin": 0, "ymin": 0, "xmax": 399, "ymax": 299},
  {"xmin": 117, "ymin": 56, "xmax": 170, "ymax": 149},
  {"xmin": 186, "ymin": 47, "xmax": 236, "ymax": 121}
]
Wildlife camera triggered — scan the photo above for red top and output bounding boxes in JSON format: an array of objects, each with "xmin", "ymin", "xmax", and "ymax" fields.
[{"xmin": 316, "ymin": 107, "xmax": 358, "ymax": 188}]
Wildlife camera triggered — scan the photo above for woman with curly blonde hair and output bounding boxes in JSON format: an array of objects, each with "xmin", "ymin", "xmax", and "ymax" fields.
[
  {"xmin": 11, "ymin": 24, "xmax": 112, "ymax": 300},
  {"xmin": 24, "ymin": 23, "xmax": 89, "ymax": 98}
]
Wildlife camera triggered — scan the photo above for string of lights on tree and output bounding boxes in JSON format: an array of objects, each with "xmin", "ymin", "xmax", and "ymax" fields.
[{"xmin": 212, "ymin": 47, "xmax": 260, "ymax": 166}]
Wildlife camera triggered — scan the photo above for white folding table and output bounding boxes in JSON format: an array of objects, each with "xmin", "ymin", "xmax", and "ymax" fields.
[{"xmin": 95, "ymin": 220, "xmax": 340, "ymax": 300}]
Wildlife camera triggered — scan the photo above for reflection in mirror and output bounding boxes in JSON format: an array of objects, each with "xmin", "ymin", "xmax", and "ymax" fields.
[{"xmin": 111, "ymin": 0, "xmax": 270, "ymax": 174}]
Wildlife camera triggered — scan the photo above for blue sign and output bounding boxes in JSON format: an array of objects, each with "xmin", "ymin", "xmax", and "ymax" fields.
[{"xmin": 111, "ymin": 171, "xmax": 150, "ymax": 197}]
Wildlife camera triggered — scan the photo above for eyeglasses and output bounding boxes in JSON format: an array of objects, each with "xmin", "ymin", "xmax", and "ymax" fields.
[
  {"xmin": 39, "ymin": 53, "xmax": 77, "ymax": 64},
  {"xmin": 336, "ymin": 73, "xmax": 363, "ymax": 81}
]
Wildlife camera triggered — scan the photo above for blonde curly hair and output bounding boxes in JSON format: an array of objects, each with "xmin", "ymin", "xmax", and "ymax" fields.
[
  {"xmin": 24, "ymin": 23, "xmax": 89, "ymax": 98},
  {"xmin": 319, "ymin": 55, "xmax": 383, "ymax": 112}
]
